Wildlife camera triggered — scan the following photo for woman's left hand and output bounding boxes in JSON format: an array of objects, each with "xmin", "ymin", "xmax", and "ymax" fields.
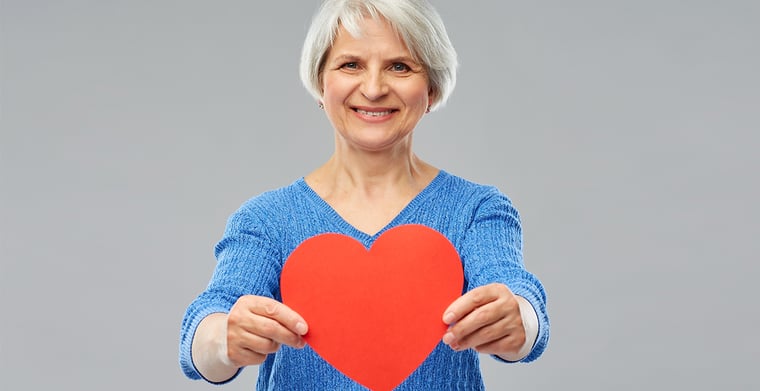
[{"xmin": 442, "ymin": 283, "xmax": 526, "ymax": 358}]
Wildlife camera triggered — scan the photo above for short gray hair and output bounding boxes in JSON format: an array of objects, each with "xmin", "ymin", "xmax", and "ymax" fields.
[{"xmin": 299, "ymin": 0, "xmax": 458, "ymax": 111}]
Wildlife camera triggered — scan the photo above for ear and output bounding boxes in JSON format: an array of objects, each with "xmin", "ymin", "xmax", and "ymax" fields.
[{"xmin": 427, "ymin": 86, "xmax": 438, "ymax": 111}]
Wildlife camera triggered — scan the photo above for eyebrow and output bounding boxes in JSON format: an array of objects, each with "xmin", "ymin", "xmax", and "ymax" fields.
[
  {"xmin": 330, "ymin": 54, "xmax": 360, "ymax": 64},
  {"xmin": 329, "ymin": 54, "xmax": 421, "ymax": 66},
  {"xmin": 388, "ymin": 56, "xmax": 420, "ymax": 65}
]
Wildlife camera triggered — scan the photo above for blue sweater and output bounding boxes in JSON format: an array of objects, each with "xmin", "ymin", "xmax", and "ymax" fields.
[{"xmin": 180, "ymin": 170, "xmax": 549, "ymax": 390}]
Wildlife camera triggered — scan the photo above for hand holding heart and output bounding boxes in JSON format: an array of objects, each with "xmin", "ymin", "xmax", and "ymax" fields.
[
  {"xmin": 225, "ymin": 295, "xmax": 309, "ymax": 367},
  {"xmin": 442, "ymin": 283, "xmax": 527, "ymax": 358},
  {"xmin": 220, "ymin": 226, "xmax": 529, "ymax": 390},
  {"xmin": 227, "ymin": 282, "xmax": 525, "ymax": 366}
]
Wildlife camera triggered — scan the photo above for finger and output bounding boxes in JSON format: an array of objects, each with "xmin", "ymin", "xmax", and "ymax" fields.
[
  {"xmin": 248, "ymin": 296, "xmax": 309, "ymax": 337},
  {"xmin": 443, "ymin": 299, "xmax": 505, "ymax": 349},
  {"xmin": 473, "ymin": 322, "xmax": 526, "ymax": 356},
  {"xmin": 226, "ymin": 342, "xmax": 269, "ymax": 367},
  {"xmin": 228, "ymin": 296, "xmax": 308, "ymax": 350},
  {"xmin": 458, "ymin": 317, "xmax": 520, "ymax": 353},
  {"xmin": 473, "ymin": 330, "xmax": 526, "ymax": 356},
  {"xmin": 234, "ymin": 328, "xmax": 283, "ymax": 355},
  {"xmin": 442, "ymin": 284, "xmax": 501, "ymax": 326},
  {"xmin": 242, "ymin": 315, "xmax": 306, "ymax": 349},
  {"xmin": 227, "ymin": 315, "xmax": 282, "ymax": 359}
]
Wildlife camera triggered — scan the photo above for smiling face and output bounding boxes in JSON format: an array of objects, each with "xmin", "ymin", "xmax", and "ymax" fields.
[{"xmin": 320, "ymin": 16, "xmax": 434, "ymax": 153}]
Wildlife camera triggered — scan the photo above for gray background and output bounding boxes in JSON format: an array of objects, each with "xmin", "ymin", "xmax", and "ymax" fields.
[{"xmin": 2, "ymin": 1, "xmax": 758, "ymax": 390}]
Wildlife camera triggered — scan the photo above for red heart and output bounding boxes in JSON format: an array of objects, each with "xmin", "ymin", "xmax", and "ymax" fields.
[{"xmin": 281, "ymin": 224, "xmax": 464, "ymax": 391}]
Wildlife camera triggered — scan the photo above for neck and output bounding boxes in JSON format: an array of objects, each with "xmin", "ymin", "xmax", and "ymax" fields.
[
  {"xmin": 306, "ymin": 134, "xmax": 437, "ymax": 198},
  {"xmin": 304, "ymin": 133, "xmax": 439, "ymax": 236}
]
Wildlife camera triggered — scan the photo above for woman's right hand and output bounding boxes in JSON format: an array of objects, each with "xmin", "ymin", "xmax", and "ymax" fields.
[{"xmin": 226, "ymin": 295, "xmax": 309, "ymax": 366}]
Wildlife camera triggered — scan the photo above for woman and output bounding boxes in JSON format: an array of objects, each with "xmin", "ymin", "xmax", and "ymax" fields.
[{"xmin": 180, "ymin": 0, "xmax": 549, "ymax": 389}]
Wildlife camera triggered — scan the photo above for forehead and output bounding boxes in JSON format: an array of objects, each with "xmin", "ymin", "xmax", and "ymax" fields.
[{"xmin": 330, "ymin": 16, "xmax": 412, "ymax": 55}]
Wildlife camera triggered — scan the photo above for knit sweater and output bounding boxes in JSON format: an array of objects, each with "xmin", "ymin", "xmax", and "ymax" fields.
[{"xmin": 179, "ymin": 170, "xmax": 549, "ymax": 390}]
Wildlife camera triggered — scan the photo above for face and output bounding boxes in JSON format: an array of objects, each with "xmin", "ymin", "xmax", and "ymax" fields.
[{"xmin": 320, "ymin": 17, "xmax": 434, "ymax": 153}]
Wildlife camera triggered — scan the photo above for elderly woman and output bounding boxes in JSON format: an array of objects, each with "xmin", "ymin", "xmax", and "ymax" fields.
[{"xmin": 180, "ymin": 0, "xmax": 549, "ymax": 389}]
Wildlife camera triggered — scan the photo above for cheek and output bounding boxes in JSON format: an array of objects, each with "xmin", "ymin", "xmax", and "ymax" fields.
[
  {"xmin": 403, "ymin": 80, "xmax": 433, "ymax": 106},
  {"xmin": 322, "ymin": 75, "xmax": 351, "ymax": 102},
  {"xmin": 408, "ymin": 89, "xmax": 431, "ymax": 109}
]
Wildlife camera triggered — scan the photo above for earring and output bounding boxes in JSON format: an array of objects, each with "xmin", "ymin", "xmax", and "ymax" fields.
[
  {"xmin": 426, "ymin": 106, "xmax": 431, "ymax": 113},
  {"xmin": 318, "ymin": 102, "xmax": 324, "ymax": 109}
]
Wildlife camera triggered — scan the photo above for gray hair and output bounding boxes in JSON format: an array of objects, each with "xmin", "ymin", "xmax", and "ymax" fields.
[{"xmin": 299, "ymin": 0, "xmax": 458, "ymax": 111}]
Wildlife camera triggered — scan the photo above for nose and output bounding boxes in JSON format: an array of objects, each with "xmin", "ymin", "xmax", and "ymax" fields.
[{"xmin": 360, "ymin": 71, "xmax": 388, "ymax": 101}]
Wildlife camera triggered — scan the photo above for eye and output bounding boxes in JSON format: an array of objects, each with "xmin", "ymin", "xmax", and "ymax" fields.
[
  {"xmin": 390, "ymin": 63, "xmax": 411, "ymax": 72},
  {"xmin": 340, "ymin": 62, "xmax": 359, "ymax": 70}
]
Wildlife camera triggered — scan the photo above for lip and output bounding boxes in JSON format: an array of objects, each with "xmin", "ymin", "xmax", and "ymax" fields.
[{"xmin": 351, "ymin": 106, "xmax": 398, "ymax": 122}]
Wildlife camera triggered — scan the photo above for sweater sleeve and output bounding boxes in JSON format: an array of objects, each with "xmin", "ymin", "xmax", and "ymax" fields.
[
  {"xmin": 458, "ymin": 189, "xmax": 549, "ymax": 363},
  {"xmin": 179, "ymin": 203, "xmax": 283, "ymax": 381}
]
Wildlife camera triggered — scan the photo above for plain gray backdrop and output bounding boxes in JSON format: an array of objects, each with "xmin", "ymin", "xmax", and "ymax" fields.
[{"xmin": 2, "ymin": 1, "xmax": 758, "ymax": 390}]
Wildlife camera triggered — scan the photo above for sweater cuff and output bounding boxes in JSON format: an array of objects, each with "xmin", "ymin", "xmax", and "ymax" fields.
[{"xmin": 180, "ymin": 306, "xmax": 241, "ymax": 383}]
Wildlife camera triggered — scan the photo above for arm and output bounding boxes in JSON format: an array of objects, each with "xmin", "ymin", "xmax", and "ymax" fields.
[
  {"xmin": 180, "ymin": 203, "xmax": 305, "ymax": 382},
  {"xmin": 191, "ymin": 298, "xmax": 308, "ymax": 383},
  {"xmin": 442, "ymin": 190, "xmax": 549, "ymax": 361}
]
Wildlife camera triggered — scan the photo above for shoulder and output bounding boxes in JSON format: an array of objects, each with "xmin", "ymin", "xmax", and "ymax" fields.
[
  {"xmin": 436, "ymin": 170, "xmax": 515, "ymax": 207},
  {"xmin": 221, "ymin": 179, "xmax": 310, "ymax": 231},
  {"xmin": 234, "ymin": 179, "xmax": 309, "ymax": 215}
]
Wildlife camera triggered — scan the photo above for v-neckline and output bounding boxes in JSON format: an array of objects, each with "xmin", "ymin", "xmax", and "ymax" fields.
[{"xmin": 297, "ymin": 170, "xmax": 447, "ymax": 242}]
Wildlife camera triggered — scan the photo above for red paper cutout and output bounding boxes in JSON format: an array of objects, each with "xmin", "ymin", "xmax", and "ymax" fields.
[{"xmin": 280, "ymin": 224, "xmax": 464, "ymax": 391}]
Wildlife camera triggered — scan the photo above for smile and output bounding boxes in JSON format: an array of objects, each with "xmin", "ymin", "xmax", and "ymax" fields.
[{"xmin": 354, "ymin": 108, "xmax": 396, "ymax": 117}]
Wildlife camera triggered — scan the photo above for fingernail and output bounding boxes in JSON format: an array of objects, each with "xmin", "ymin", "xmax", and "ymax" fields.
[
  {"xmin": 296, "ymin": 322, "xmax": 308, "ymax": 335},
  {"xmin": 443, "ymin": 312, "xmax": 455, "ymax": 324},
  {"xmin": 442, "ymin": 332, "xmax": 455, "ymax": 345}
]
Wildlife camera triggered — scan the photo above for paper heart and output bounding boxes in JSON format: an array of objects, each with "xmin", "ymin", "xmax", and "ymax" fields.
[{"xmin": 280, "ymin": 224, "xmax": 464, "ymax": 391}]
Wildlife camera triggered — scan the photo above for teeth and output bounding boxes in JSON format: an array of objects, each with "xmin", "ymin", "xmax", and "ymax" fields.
[{"xmin": 356, "ymin": 109, "xmax": 393, "ymax": 117}]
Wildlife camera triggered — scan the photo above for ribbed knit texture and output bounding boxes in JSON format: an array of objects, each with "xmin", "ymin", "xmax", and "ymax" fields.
[{"xmin": 179, "ymin": 170, "xmax": 549, "ymax": 390}]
